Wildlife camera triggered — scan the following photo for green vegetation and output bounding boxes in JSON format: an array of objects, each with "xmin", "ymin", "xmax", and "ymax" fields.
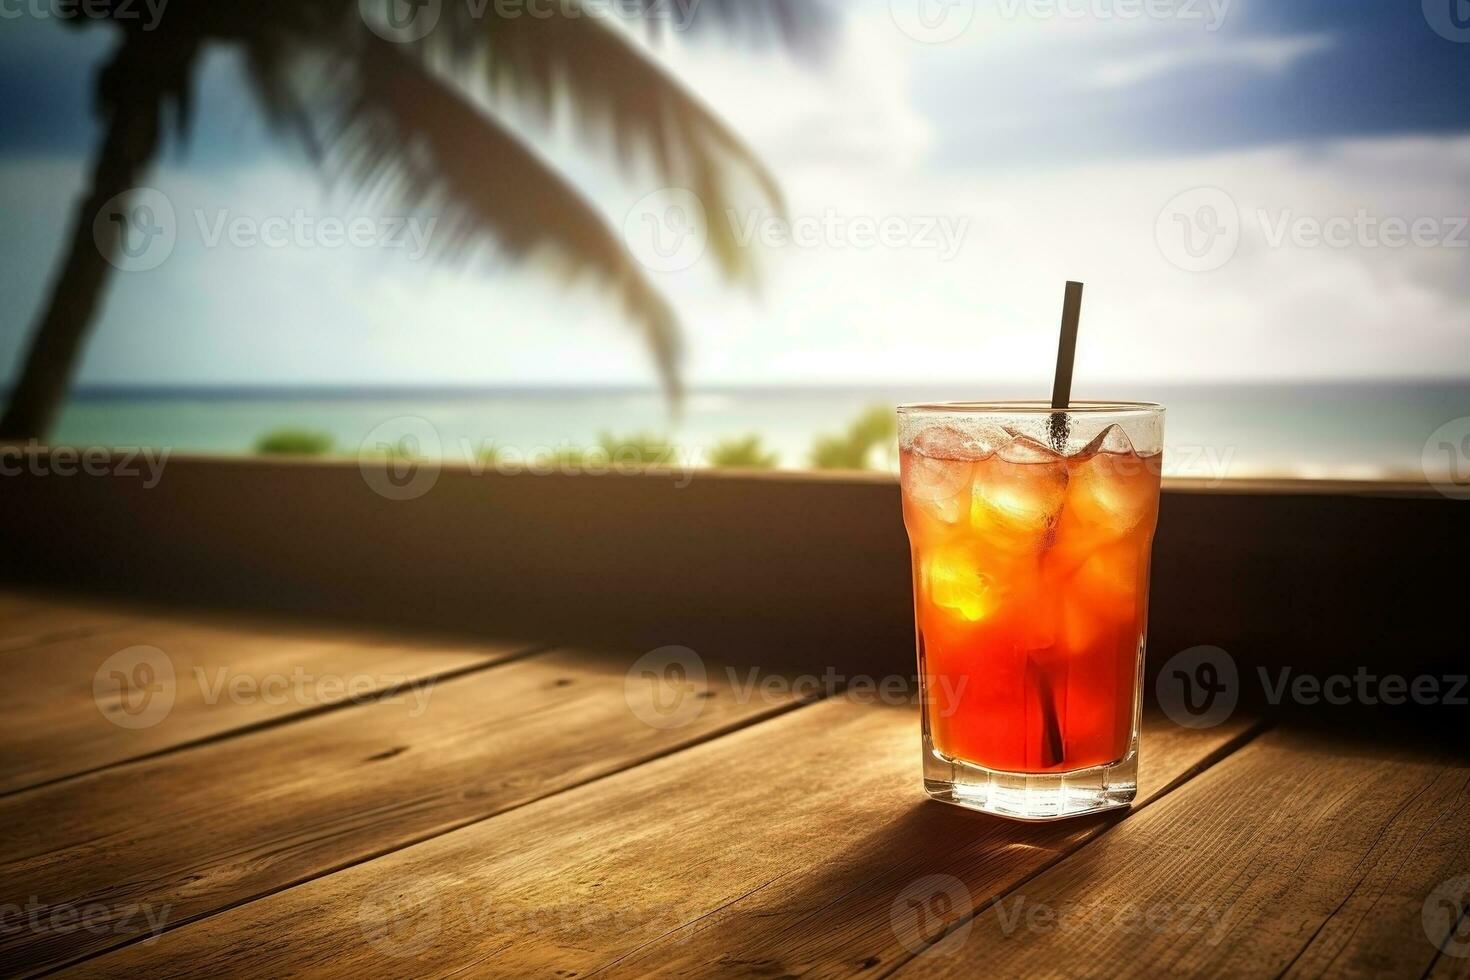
[
  {"xmin": 254, "ymin": 428, "xmax": 335, "ymax": 456},
  {"xmin": 597, "ymin": 432, "xmax": 678, "ymax": 465},
  {"xmin": 539, "ymin": 433, "xmax": 679, "ymax": 470},
  {"xmin": 808, "ymin": 405, "xmax": 898, "ymax": 471},
  {"xmin": 706, "ymin": 434, "xmax": 780, "ymax": 469},
  {"xmin": 249, "ymin": 412, "xmax": 901, "ymax": 474}
]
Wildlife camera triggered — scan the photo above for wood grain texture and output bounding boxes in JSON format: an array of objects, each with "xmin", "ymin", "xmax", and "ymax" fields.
[
  {"xmin": 0, "ymin": 605, "xmax": 530, "ymax": 794},
  {"xmin": 72, "ymin": 702, "xmax": 1255, "ymax": 979},
  {"xmin": 0, "ymin": 593, "xmax": 37, "ymax": 618},
  {"xmin": 894, "ymin": 729, "xmax": 1470, "ymax": 979},
  {"xmin": 1430, "ymin": 929, "xmax": 1470, "ymax": 978},
  {"xmin": 595, "ymin": 712, "xmax": 1258, "ymax": 979},
  {"xmin": 0, "ymin": 592, "xmax": 130, "ymax": 651},
  {"xmin": 0, "ymin": 646, "xmax": 807, "ymax": 976}
]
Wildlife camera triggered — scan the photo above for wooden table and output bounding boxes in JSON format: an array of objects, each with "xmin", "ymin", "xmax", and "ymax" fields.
[{"xmin": 1, "ymin": 591, "xmax": 1465, "ymax": 978}]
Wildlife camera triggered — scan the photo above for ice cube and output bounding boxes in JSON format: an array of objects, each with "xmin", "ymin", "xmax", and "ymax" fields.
[
  {"xmin": 1009, "ymin": 572, "xmax": 1058, "ymax": 652},
  {"xmin": 972, "ymin": 436, "xmax": 1069, "ymax": 553},
  {"xmin": 1076, "ymin": 423, "xmax": 1136, "ymax": 459},
  {"xmin": 924, "ymin": 546, "xmax": 999, "ymax": 622},
  {"xmin": 905, "ymin": 423, "xmax": 1009, "ymax": 461},
  {"xmin": 997, "ymin": 434, "xmax": 1065, "ymax": 465},
  {"xmin": 1052, "ymin": 543, "xmax": 1143, "ymax": 651},
  {"xmin": 1065, "ymin": 442, "xmax": 1159, "ymax": 536},
  {"xmin": 901, "ymin": 452, "xmax": 971, "ymax": 525},
  {"xmin": 1060, "ymin": 588, "xmax": 1100, "ymax": 651},
  {"xmin": 1072, "ymin": 544, "xmax": 1143, "ymax": 620}
]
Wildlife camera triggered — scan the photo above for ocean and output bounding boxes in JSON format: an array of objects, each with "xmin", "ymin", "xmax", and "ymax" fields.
[{"xmin": 47, "ymin": 380, "xmax": 1470, "ymax": 482}]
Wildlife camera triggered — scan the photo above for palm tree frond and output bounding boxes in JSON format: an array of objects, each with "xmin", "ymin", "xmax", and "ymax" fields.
[
  {"xmin": 226, "ymin": 0, "xmax": 837, "ymax": 396},
  {"xmin": 255, "ymin": 33, "xmax": 682, "ymax": 400},
  {"xmin": 645, "ymin": 0, "xmax": 832, "ymax": 56},
  {"xmin": 418, "ymin": 3, "xmax": 800, "ymax": 284},
  {"xmin": 240, "ymin": 37, "xmax": 325, "ymax": 161}
]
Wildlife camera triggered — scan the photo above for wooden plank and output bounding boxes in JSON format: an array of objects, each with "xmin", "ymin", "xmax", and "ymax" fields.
[
  {"xmin": 1289, "ymin": 756, "xmax": 1470, "ymax": 980},
  {"xmin": 72, "ymin": 703, "xmax": 1256, "ymax": 978},
  {"xmin": 0, "ymin": 593, "xmax": 37, "ymax": 618},
  {"xmin": 0, "ymin": 591, "xmax": 69, "ymax": 622},
  {"xmin": 0, "ymin": 645, "xmax": 809, "ymax": 976},
  {"xmin": 892, "ymin": 728, "xmax": 1470, "ymax": 979},
  {"xmin": 0, "ymin": 617, "xmax": 114, "ymax": 654},
  {"xmin": 0, "ymin": 610, "xmax": 530, "ymax": 794},
  {"xmin": 0, "ymin": 593, "xmax": 131, "ymax": 650},
  {"xmin": 594, "ymin": 712, "xmax": 1258, "ymax": 979},
  {"xmin": 1162, "ymin": 477, "xmax": 1444, "ymax": 498},
  {"xmin": 6, "ymin": 458, "xmax": 1465, "ymax": 684},
  {"xmin": 1432, "ymin": 957, "xmax": 1470, "ymax": 978},
  {"xmin": 1430, "ymin": 926, "xmax": 1470, "ymax": 979}
]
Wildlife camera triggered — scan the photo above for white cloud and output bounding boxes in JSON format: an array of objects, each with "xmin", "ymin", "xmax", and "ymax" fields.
[
  {"xmin": 655, "ymin": 10, "xmax": 935, "ymax": 178},
  {"xmin": 1090, "ymin": 33, "xmax": 1333, "ymax": 88},
  {"xmin": 656, "ymin": 134, "xmax": 1470, "ymax": 385}
]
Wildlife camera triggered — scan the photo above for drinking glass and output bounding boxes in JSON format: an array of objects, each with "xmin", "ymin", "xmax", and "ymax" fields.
[{"xmin": 898, "ymin": 402, "xmax": 1164, "ymax": 820}]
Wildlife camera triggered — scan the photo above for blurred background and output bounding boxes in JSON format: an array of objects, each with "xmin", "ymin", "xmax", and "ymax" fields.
[{"xmin": 2, "ymin": 0, "xmax": 1468, "ymax": 480}]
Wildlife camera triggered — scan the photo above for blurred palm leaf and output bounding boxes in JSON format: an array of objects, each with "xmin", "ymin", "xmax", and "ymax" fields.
[
  {"xmin": 237, "ymin": 1, "xmax": 833, "ymax": 400},
  {"xmin": 416, "ymin": 1, "xmax": 792, "ymax": 282},
  {"xmin": 1, "ymin": 0, "xmax": 830, "ymax": 437},
  {"xmin": 340, "ymin": 35, "xmax": 686, "ymax": 396},
  {"xmin": 638, "ymin": 0, "xmax": 831, "ymax": 52}
]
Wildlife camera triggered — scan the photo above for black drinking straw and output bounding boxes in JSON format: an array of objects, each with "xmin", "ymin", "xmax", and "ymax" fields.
[
  {"xmin": 1052, "ymin": 281, "xmax": 1084, "ymax": 410},
  {"xmin": 1033, "ymin": 659, "xmax": 1065, "ymax": 771},
  {"xmin": 1038, "ymin": 280, "xmax": 1084, "ymax": 766},
  {"xmin": 1048, "ymin": 281, "xmax": 1084, "ymax": 453}
]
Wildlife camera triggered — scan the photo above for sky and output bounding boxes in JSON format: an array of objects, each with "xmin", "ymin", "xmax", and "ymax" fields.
[{"xmin": 2, "ymin": 0, "xmax": 1469, "ymax": 391}]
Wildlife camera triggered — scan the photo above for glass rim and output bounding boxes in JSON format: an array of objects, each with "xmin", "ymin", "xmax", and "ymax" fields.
[{"xmin": 897, "ymin": 400, "xmax": 1163, "ymax": 417}]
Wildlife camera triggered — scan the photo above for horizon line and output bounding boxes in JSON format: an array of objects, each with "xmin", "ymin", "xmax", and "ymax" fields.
[{"xmin": 0, "ymin": 376, "xmax": 1456, "ymax": 402}]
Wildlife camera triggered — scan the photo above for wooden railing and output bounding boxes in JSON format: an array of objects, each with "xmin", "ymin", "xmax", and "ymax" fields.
[{"xmin": 1, "ymin": 455, "xmax": 1464, "ymax": 692}]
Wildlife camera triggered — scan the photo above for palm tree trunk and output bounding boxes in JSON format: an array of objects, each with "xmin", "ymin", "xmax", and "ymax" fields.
[{"xmin": 0, "ymin": 39, "xmax": 176, "ymax": 443}]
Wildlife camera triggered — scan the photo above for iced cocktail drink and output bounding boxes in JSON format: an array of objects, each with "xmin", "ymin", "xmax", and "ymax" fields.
[{"xmin": 898, "ymin": 402, "xmax": 1164, "ymax": 821}]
